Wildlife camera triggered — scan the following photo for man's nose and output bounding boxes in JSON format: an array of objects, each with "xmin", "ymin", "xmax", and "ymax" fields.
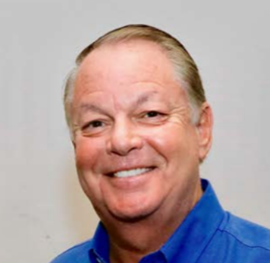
[{"xmin": 106, "ymin": 118, "xmax": 143, "ymax": 156}]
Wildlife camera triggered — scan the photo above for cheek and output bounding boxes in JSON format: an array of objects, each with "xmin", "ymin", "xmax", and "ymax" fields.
[
  {"xmin": 75, "ymin": 139, "xmax": 104, "ymax": 203},
  {"xmin": 75, "ymin": 138, "xmax": 101, "ymax": 171},
  {"xmin": 145, "ymin": 125, "xmax": 199, "ymax": 164},
  {"xmin": 144, "ymin": 125, "xmax": 181, "ymax": 154}
]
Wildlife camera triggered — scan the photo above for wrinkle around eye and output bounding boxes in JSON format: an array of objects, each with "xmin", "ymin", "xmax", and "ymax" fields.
[
  {"xmin": 144, "ymin": 111, "xmax": 163, "ymax": 118},
  {"xmin": 137, "ymin": 110, "xmax": 169, "ymax": 125},
  {"xmin": 81, "ymin": 119, "xmax": 109, "ymax": 136}
]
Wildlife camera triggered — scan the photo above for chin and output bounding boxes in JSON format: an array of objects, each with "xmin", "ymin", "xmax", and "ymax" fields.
[
  {"xmin": 109, "ymin": 209, "xmax": 154, "ymax": 223},
  {"xmin": 105, "ymin": 200, "xmax": 161, "ymax": 223}
]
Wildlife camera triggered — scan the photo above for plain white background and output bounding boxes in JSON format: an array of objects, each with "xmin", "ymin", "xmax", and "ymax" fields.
[{"xmin": 1, "ymin": 1, "xmax": 269, "ymax": 262}]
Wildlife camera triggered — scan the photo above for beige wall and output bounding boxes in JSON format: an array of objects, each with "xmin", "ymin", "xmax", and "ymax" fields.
[{"xmin": 1, "ymin": 1, "xmax": 270, "ymax": 262}]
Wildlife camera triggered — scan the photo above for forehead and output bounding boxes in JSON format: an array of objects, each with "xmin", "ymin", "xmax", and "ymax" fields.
[
  {"xmin": 71, "ymin": 40, "xmax": 189, "ymax": 116},
  {"xmin": 75, "ymin": 40, "xmax": 177, "ymax": 90}
]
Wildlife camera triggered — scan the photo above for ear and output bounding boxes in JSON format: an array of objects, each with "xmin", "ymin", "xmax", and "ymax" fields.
[
  {"xmin": 71, "ymin": 132, "xmax": 77, "ymax": 150},
  {"xmin": 71, "ymin": 127, "xmax": 77, "ymax": 150},
  {"xmin": 196, "ymin": 102, "xmax": 213, "ymax": 162},
  {"xmin": 72, "ymin": 140, "xmax": 76, "ymax": 149}
]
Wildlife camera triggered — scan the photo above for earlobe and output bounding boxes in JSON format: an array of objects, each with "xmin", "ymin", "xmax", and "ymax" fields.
[{"xmin": 196, "ymin": 102, "xmax": 213, "ymax": 162}]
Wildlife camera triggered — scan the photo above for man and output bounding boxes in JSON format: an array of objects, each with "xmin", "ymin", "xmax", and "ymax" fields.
[{"xmin": 51, "ymin": 25, "xmax": 270, "ymax": 263}]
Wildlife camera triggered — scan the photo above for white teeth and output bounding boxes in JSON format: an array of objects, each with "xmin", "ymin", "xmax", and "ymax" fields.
[{"xmin": 114, "ymin": 168, "xmax": 152, "ymax": 178}]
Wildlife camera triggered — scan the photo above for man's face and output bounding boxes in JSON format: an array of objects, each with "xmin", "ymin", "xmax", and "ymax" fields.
[{"xmin": 71, "ymin": 40, "xmax": 209, "ymax": 223}]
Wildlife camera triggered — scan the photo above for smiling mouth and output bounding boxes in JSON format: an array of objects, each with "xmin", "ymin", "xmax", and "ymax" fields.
[{"xmin": 111, "ymin": 167, "xmax": 154, "ymax": 178}]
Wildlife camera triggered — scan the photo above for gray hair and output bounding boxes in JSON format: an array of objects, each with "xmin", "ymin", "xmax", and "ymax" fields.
[{"xmin": 64, "ymin": 24, "xmax": 206, "ymax": 133}]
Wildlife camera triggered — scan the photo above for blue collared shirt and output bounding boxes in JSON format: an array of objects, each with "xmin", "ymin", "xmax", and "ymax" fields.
[{"xmin": 51, "ymin": 180, "xmax": 270, "ymax": 262}]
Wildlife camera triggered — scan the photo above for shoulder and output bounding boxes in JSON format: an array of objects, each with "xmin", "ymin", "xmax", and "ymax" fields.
[
  {"xmin": 50, "ymin": 239, "xmax": 93, "ymax": 263},
  {"xmin": 200, "ymin": 213, "xmax": 270, "ymax": 262},
  {"xmin": 212, "ymin": 212, "xmax": 270, "ymax": 262},
  {"xmin": 220, "ymin": 213, "xmax": 270, "ymax": 251}
]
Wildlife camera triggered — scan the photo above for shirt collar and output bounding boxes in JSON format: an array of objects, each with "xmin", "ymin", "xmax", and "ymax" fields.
[
  {"xmin": 89, "ymin": 223, "xmax": 110, "ymax": 263},
  {"xmin": 88, "ymin": 179, "xmax": 225, "ymax": 263},
  {"xmin": 160, "ymin": 179, "xmax": 225, "ymax": 262}
]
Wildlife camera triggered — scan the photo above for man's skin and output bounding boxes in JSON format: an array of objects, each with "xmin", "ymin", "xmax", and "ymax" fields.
[{"xmin": 70, "ymin": 39, "xmax": 213, "ymax": 263}]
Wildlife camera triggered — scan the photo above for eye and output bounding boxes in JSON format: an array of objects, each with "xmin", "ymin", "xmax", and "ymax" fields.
[
  {"xmin": 145, "ymin": 111, "xmax": 162, "ymax": 118},
  {"xmin": 82, "ymin": 120, "xmax": 103, "ymax": 129},
  {"xmin": 81, "ymin": 120, "xmax": 107, "ymax": 136},
  {"xmin": 89, "ymin": 120, "xmax": 103, "ymax": 128},
  {"xmin": 139, "ymin": 110, "xmax": 167, "ymax": 125}
]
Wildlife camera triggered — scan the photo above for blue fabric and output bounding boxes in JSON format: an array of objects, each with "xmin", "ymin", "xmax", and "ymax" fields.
[{"xmin": 51, "ymin": 180, "xmax": 270, "ymax": 263}]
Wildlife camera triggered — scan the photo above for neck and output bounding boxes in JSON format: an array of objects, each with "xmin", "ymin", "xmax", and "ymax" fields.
[
  {"xmin": 103, "ymin": 181, "xmax": 203, "ymax": 263},
  {"xmin": 108, "ymin": 217, "xmax": 179, "ymax": 263}
]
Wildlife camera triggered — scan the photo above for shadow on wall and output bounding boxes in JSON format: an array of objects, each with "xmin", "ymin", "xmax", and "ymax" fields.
[{"xmin": 63, "ymin": 154, "xmax": 99, "ymax": 243}]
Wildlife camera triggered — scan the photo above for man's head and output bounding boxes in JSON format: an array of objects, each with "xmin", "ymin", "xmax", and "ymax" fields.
[{"xmin": 64, "ymin": 25, "xmax": 213, "ymax": 226}]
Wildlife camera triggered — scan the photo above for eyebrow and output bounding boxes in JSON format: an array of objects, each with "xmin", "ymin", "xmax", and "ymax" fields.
[
  {"xmin": 77, "ymin": 90, "xmax": 159, "ymax": 115},
  {"xmin": 78, "ymin": 103, "xmax": 108, "ymax": 115},
  {"xmin": 135, "ymin": 91, "xmax": 158, "ymax": 107}
]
